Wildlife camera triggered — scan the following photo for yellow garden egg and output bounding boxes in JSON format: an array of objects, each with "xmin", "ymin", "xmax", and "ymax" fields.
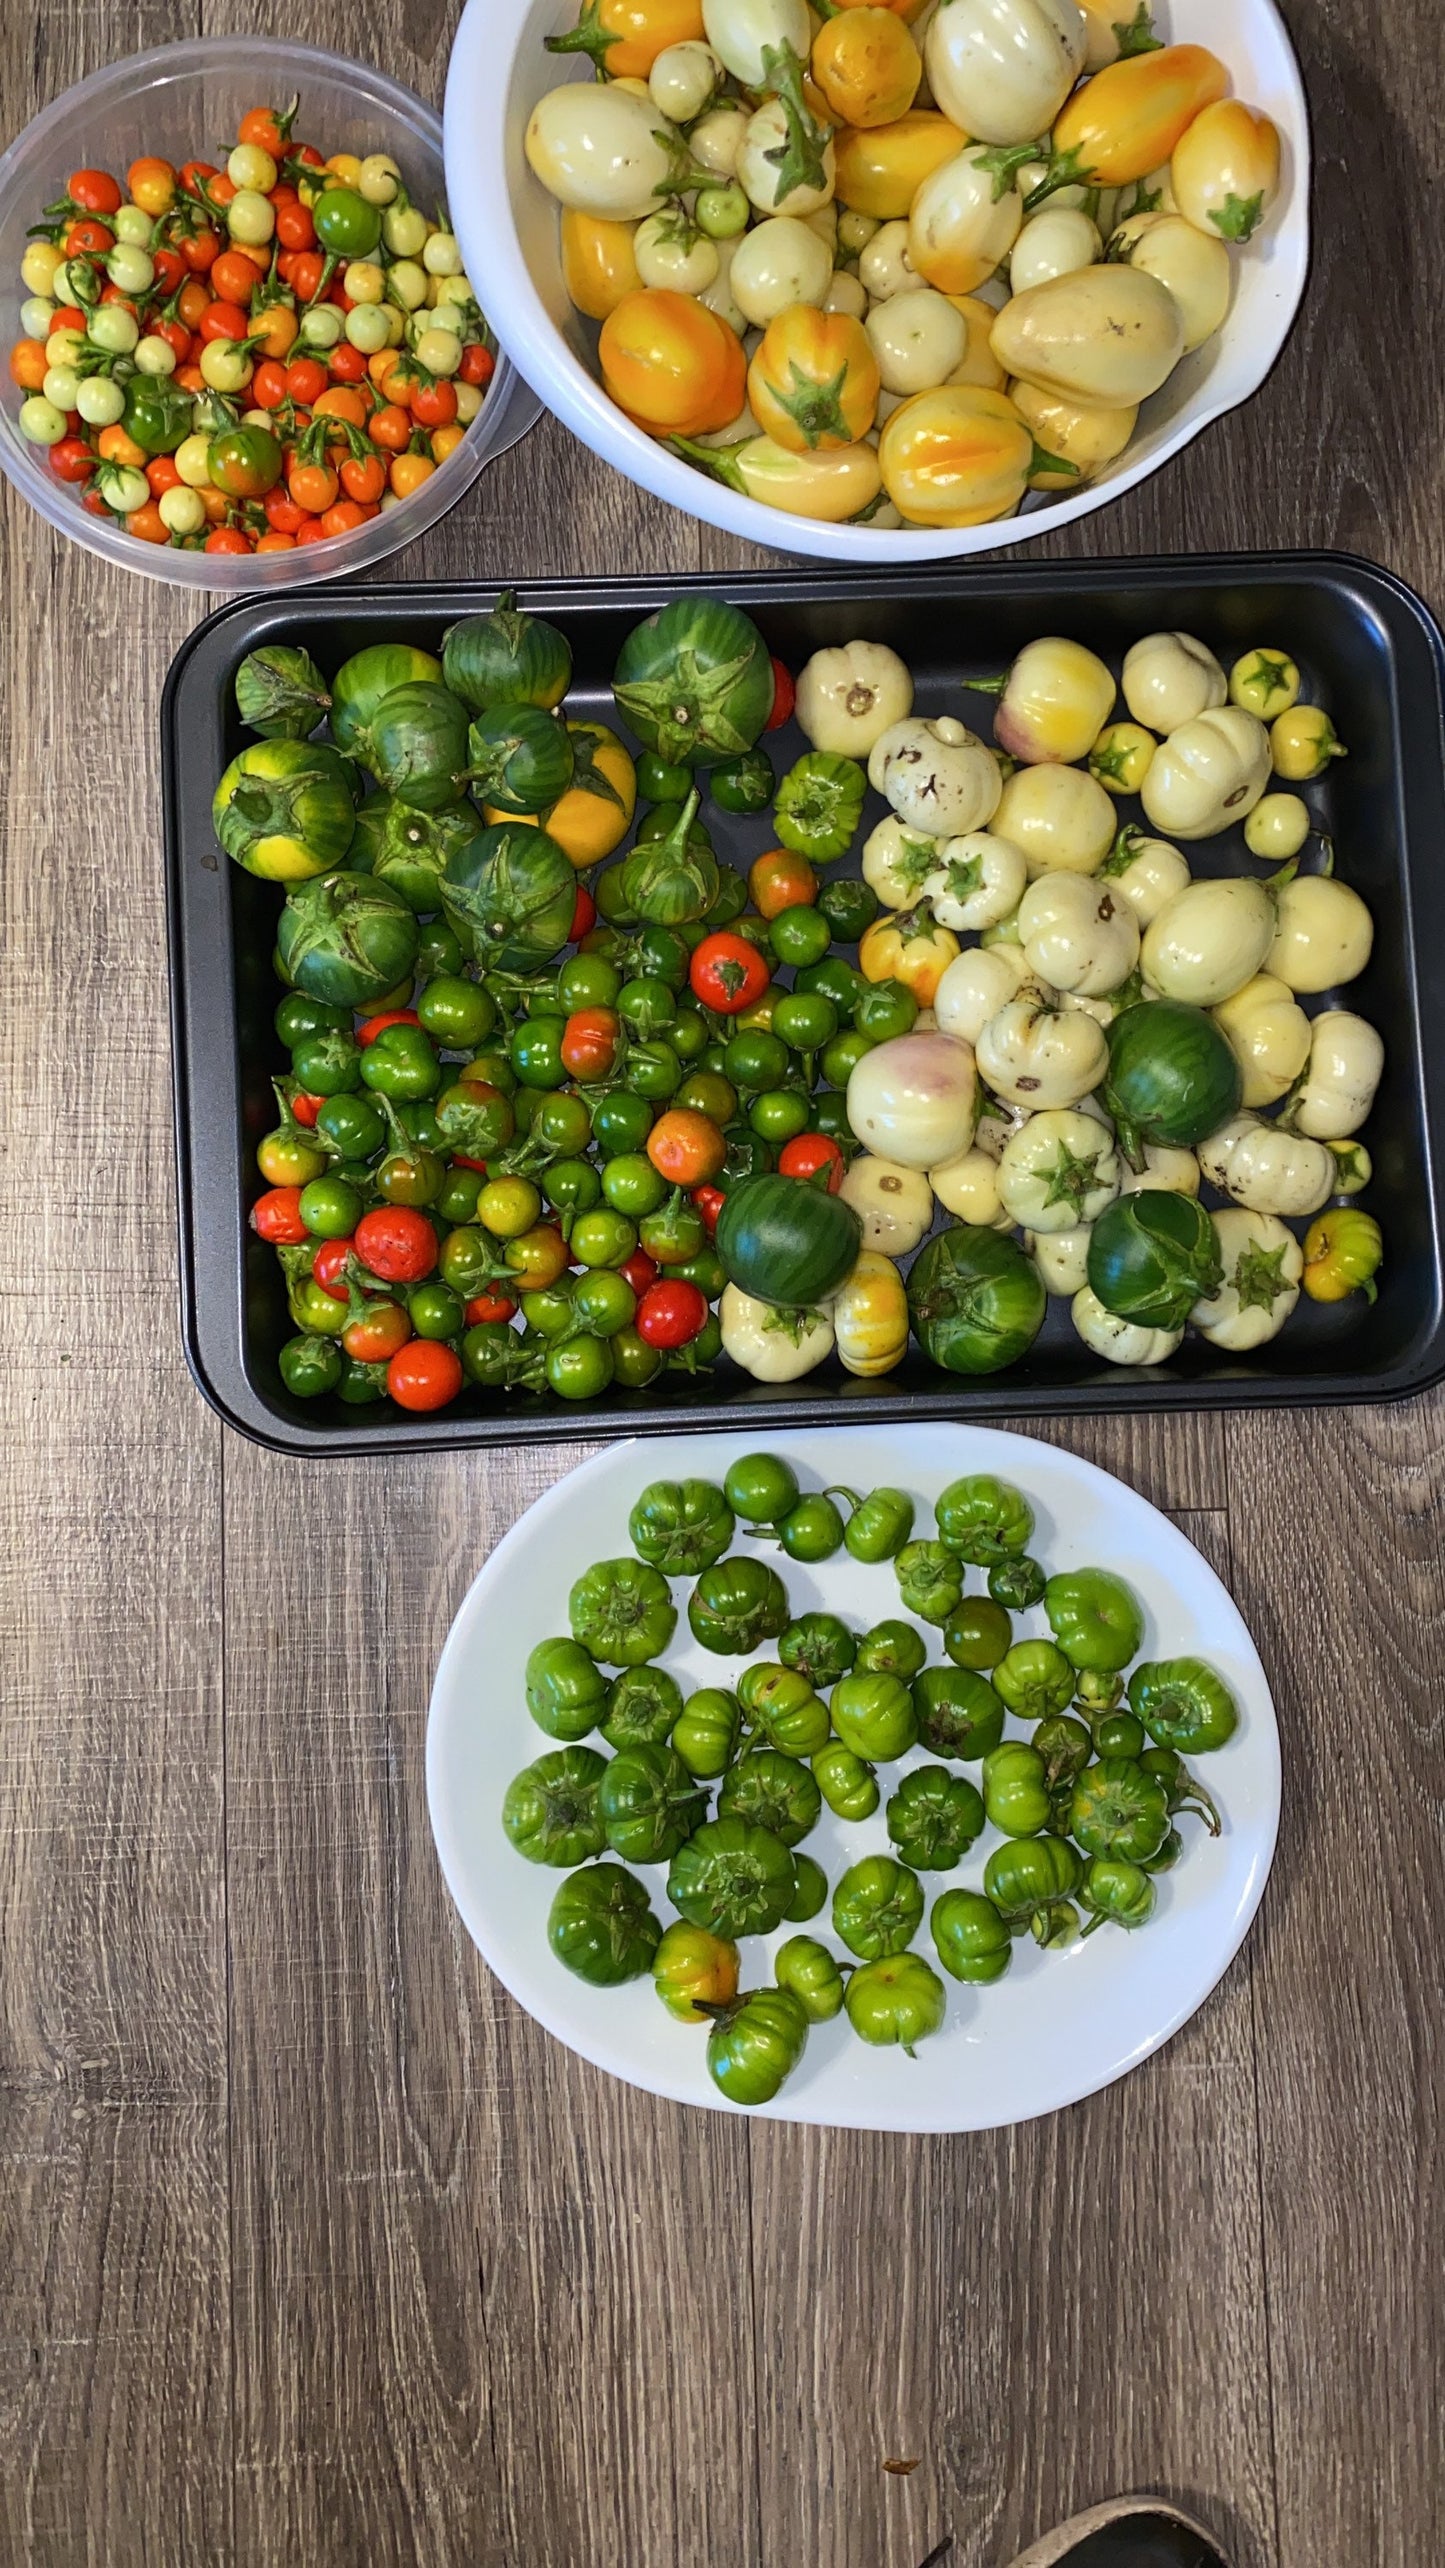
[
  {"xmin": 1009, "ymin": 377, "xmax": 1138, "ymax": 486},
  {"xmin": 947, "ymin": 294, "xmax": 1007, "ymax": 389},
  {"xmin": 834, "ymin": 111, "xmax": 967, "ymax": 220},
  {"xmin": 990, "ymin": 265, "xmax": 1184, "ymax": 406},
  {"xmin": 561, "ymin": 210, "xmax": 643, "ymax": 319},
  {"xmin": 879, "ymin": 382, "xmax": 1032, "ymax": 526}
]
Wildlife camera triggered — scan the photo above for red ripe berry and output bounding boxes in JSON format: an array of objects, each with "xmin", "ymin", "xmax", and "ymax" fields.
[
  {"xmin": 354, "ymin": 1205, "xmax": 438, "ymax": 1284},
  {"xmin": 250, "ymin": 1185, "xmax": 307, "ymax": 1243},
  {"xmin": 635, "ymin": 1278, "xmax": 708, "ymax": 1350},
  {"xmin": 765, "ymin": 656, "xmax": 795, "ymax": 730},
  {"xmin": 777, "ymin": 1134, "xmax": 845, "ymax": 1192}
]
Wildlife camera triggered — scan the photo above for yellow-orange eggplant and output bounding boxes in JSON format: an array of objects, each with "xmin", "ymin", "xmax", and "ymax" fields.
[
  {"xmin": 1010, "ymin": 378, "xmax": 1138, "ymax": 488},
  {"xmin": 834, "ymin": 111, "xmax": 966, "ymax": 219},
  {"xmin": 561, "ymin": 211, "xmax": 644, "ymax": 320},
  {"xmin": 990, "ymin": 266, "xmax": 1183, "ymax": 406},
  {"xmin": 673, "ymin": 428, "xmax": 885, "ymax": 519},
  {"xmin": 880, "ymin": 382, "xmax": 1033, "ymax": 526},
  {"xmin": 908, "ymin": 147, "xmax": 1023, "ymax": 295},
  {"xmin": 832, "ymin": 1249, "xmax": 912, "ymax": 1376},
  {"xmin": 748, "ymin": 306, "xmax": 881, "ymax": 451},
  {"xmin": 546, "ymin": 0, "xmax": 706, "ymax": 80},
  {"xmin": 1030, "ymin": 44, "xmax": 1230, "ymax": 203},
  {"xmin": 812, "ymin": 8, "xmax": 922, "ymax": 128},
  {"xmin": 1171, "ymin": 98, "xmax": 1282, "ymax": 244},
  {"xmin": 859, "ymin": 907, "xmax": 962, "ymax": 1004}
]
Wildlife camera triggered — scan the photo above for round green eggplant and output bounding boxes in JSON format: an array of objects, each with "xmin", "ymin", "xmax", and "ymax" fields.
[
  {"xmin": 233, "ymin": 643, "xmax": 330, "ymax": 739},
  {"xmin": 442, "ymin": 590, "xmax": 572, "ymax": 712},
  {"xmin": 622, "ymin": 788, "xmax": 721, "ymax": 926},
  {"xmin": 466, "ymin": 706, "xmax": 576, "ymax": 815},
  {"xmin": 1104, "ymin": 1000, "xmax": 1242, "ymax": 1154},
  {"xmin": 907, "ymin": 1226, "xmax": 1046, "ymax": 1375},
  {"xmin": 348, "ymin": 796, "xmax": 487, "ymax": 913},
  {"xmin": 441, "ymin": 822, "xmax": 578, "ymax": 971},
  {"xmin": 212, "ymin": 737, "xmax": 355, "ymax": 881},
  {"xmin": 330, "ymin": 642, "xmax": 442, "ymax": 754},
  {"xmin": 716, "ymin": 1172, "xmax": 862, "ymax": 1308},
  {"xmin": 1087, "ymin": 1189, "xmax": 1223, "ymax": 1329},
  {"xmin": 361, "ymin": 681, "xmax": 470, "ymax": 810},
  {"xmin": 276, "ymin": 871, "xmax": 420, "ymax": 1008},
  {"xmin": 612, "ymin": 596, "xmax": 774, "ymax": 769}
]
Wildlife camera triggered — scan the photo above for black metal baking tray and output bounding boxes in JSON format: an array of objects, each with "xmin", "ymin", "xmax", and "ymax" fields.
[{"xmin": 161, "ymin": 552, "xmax": 1445, "ymax": 1454}]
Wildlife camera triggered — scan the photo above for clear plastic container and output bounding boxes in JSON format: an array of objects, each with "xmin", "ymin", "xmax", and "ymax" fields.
[{"xmin": 0, "ymin": 36, "xmax": 540, "ymax": 589}]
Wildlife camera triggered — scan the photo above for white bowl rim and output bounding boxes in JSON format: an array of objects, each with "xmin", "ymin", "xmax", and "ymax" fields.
[{"xmin": 445, "ymin": 0, "xmax": 1312, "ymax": 564}]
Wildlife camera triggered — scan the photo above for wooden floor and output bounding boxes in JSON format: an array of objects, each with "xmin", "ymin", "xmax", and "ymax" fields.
[{"xmin": 3, "ymin": 3, "xmax": 1444, "ymax": 2562}]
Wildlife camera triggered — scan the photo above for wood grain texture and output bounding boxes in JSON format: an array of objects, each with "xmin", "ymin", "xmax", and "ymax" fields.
[{"xmin": 3, "ymin": 0, "xmax": 1445, "ymax": 2559}]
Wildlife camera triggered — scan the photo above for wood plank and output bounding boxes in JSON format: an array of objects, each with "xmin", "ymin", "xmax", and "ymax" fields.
[
  {"xmin": 749, "ymin": 1515, "xmax": 1276, "ymax": 2568},
  {"xmin": 0, "ymin": 197, "xmax": 230, "ymax": 2568},
  {"xmin": 223, "ymin": 1439, "xmax": 761, "ymax": 2568},
  {"xmin": 1227, "ymin": 1401, "xmax": 1445, "ymax": 2568}
]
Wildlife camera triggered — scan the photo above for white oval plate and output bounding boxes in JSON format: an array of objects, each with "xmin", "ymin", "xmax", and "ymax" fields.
[{"xmin": 427, "ymin": 1426, "xmax": 1279, "ymax": 2131}]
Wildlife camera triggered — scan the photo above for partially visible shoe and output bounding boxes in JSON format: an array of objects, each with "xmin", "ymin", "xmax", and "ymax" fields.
[{"xmin": 1005, "ymin": 2496, "xmax": 1232, "ymax": 2568}]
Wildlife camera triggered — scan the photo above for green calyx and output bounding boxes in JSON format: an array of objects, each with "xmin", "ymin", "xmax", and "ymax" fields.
[
  {"xmin": 1023, "ymin": 146, "xmax": 1094, "ymax": 213},
  {"xmin": 1037, "ymin": 1135, "xmax": 1109, "ymax": 1218},
  {"xmin": 757, "ymin": 42, "xmax": 832, "ymax": 202},
  {"xmin": 1210, "ymin": 189, "xmax": 1266, "ymax": 242},
  {"xmin": 767, "ymin": 356, "xmax": 853, "ymax": 451},
  {"xmin": 543, "ymin": 0, "xmax": 620, "ymax": 70},
  {"xmin": 971, "ymin": 142, "xmax": 1041, "ymax": 202},
  {"xmin": 1113, "ymin": 2, "xmax": 1163, "ymax": 52},
  {"xmin": 1232, "ymin": 1238, "xmax": 1293, "ymax": 1314}
]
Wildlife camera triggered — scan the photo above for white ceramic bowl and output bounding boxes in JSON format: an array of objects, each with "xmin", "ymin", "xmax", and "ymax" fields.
[
  {"xmin": 0, "ymin": 37, "xmax": 541, "ymax": 590},
  {"xmin": 445, "ymin": 0, "xmax": 1310, "ymax": 565}
]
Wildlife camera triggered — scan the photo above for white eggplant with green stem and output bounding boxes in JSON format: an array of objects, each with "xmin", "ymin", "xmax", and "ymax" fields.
[
  {"xmin": 1119, "ymin": 1144, "xmax": 1201, "ymax": 1198},
  {"xmin": 1197, "ymin": 1113, "xmax": 1336, "ymax": 1218},
  {"xmin": 1141, "ymin": 707, "xmax": 1272, "ymax": 839},
  {"xmin": 838, "ymin": 1154, "xmax": 935, "ymax": 1256},
  {"xmin": 845, "ymin": 1029, "xmax": 980, "ymax": 1168},
  {"xmin": 933, "ymin": 942, "xmax": 1039, "ymax": 1046},
  {"xmin": 1097, "ymin": 825, "xmax": 1191, "ymax": 924},
  {"xmin": 1191, "ymin": 1209, "xmax": 1303, "ymax": 1351},
  {"xmin": 729, "ymin": 216, "xmax": 833, "ymax": 326},
  {"xmin": 862, "ymin": 815, "xmax": 941, "ymax": 911},
  {"xmin": 1108, "ymin": 212, "xmax": 1232, "ymax": 354},
  {"xmin": 796, "ymin": 641, "xmax": 913, "ymax": 757},
  {"xmin": 524, "ymin": 89, "xmax": 696, "ymax": 220},
  {"xmin": 906, "ymin": 148, "xmax": 1024, "ymax": 297},
  {"xmin": 1030, "ymin": 1225, "xmax": 1094, "ymax": 1293},
  {"xmin": 922, "ymin": 831, "xmax": 1028, "ymax": 931},
  {"xmin": 1122, "ymin": 631, "xmax": 1228, "ymax": 735},
  {"xmin": 702, "ymin": 0, "xmax": 835, "ymax": 213},
  {"xmin": 1142, "ymin": 873, "xmax": 1283, "ymax": 1008},
  {"xmin": 930, "ymin": 1143, "xmax": 1013, "ymax": 1228},
  {"xmin": 997, "ymin": 1109, "xmax": 1120, "ymax": 1231},
  {"xmin": 992, "ymin": 760, "xmax": 1117, "ymax": 877},
  {"xmin": 719, "ymin": 1284, "xmax": 834, "ymax": 1381},
  {"xmin": 1267, "ymin": 867, "xmax": 1374, "ymax": 992},
  {"xmin": 1278, "ymin": 1010, "xmax": 1384, "ymax": 1139}
]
